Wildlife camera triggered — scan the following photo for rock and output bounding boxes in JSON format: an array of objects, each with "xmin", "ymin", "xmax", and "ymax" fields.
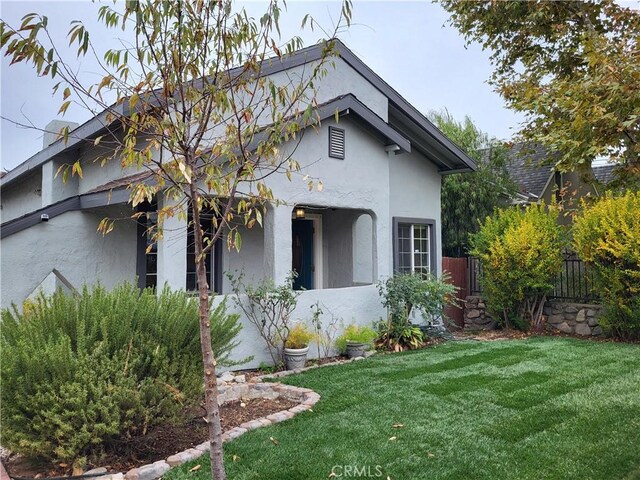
[
  {"xmin": 477, "ymin": 303, "xmax": 486, "ymax": 309},
  {"xmin": 166, "ymin": 448, "xmax": 203, "ymax": 467},
  {"xmin": 556, "ymin": 322, "xmax": 573, "ymax": 334},
  {"xmin": 592, "ymin": 326, "xmax": 603, "ymax": 336},
  {"xmin": 234, "ymin": 374, "xmax": 246, "ymax": 383},
  {"xmin": 105, "ymin": 474, "xmax": 124, "ymax": 480},
  {"xmin": 126, "ymin": 461, "xmax": 169, "ymax": 480},
  {"xmin": 363, "ymin": 350, "xmax": 376, "ymax": 358},
  {"xmin": 575, "ymin": 309, "xmax": 587, "ymax": 323},
  {"xmin": 575, "ymin": 323, "xmax": 591, "ymax": 336},
  {"xmin": 220, "ymin": 372, "xmax": 235, "ymax": 383},
  {"xmin": 586, "ymin": 309, "xmax": 597, "ymax": 317},
  {"xmin": 85, "ymin": 468, "xmax": 108, "ymax": 477},
  {"xmin": 565, "ymin": 306, "xmax": 579, "ymax": 314},
  {"xmin": 587, "ymin": 317, "xmax": 599, "ymax": 327},
  {"xmin": 548, "ymin": 314, "xmax": 564, "ymax": 325},
  {"xmin": 354, "ymin": 356, "xmax": 365, "ymax": 361},
  {"xmin": 467, "ymin": 309, "xmax": 481, "ymax": 319}
]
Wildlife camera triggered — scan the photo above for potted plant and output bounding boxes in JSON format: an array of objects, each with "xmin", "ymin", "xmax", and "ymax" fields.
[
  {"xmin": 283, "ymin": 323, "xmax": 314, "ymax": 370},
  {"xmin": 336, "ymin": 323, "xmax": 377, "ymax": 359}
]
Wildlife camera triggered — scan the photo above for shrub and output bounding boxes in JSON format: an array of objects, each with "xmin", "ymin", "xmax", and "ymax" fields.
[
  {"xmin": 335, "ymin": 324, "xmax": 377, "ymax": 354},
  {"xmin": 375, "ymin": 273, "xmax": 457, "ymax": 351},
  {"xmin": 0, "ymin": 283, "xmax": 244, "ymax": 467},
  {"xmin": 469, "ymin": 203, "xmax": 565, "ymax": 330},
  {"xmin": 573, "ymin": 192, "xmax": 640, "ymax": 339},
  {"xmin": 285, "ymin": 323, "xmax": 314, "ymax": 349}
]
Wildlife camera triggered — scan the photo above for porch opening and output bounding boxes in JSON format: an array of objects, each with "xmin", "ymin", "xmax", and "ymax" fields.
[{"xmin": 292, "ymin": 206, "xmax": 375, "ymax": 290}]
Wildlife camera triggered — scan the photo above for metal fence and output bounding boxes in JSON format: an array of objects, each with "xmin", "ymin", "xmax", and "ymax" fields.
[{"xmin": 467, "ymin": 254, "xmax": 598, "ymax": 303}]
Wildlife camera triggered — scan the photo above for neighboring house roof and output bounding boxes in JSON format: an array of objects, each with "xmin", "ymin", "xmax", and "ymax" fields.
[
  {"xmin": 0, "ymin": 39, "xmax": 476, "ymax": 189},
  {"xmin": 592, "ymin": 164, "xmax": 616, "ymax": 184},
  {"xmin": 505, "ymin": 143, "xmax": 620, "ymax": 204},
  {"xmin": 504, "ymin": 143, "xmax": 555, "ymax": 200}
]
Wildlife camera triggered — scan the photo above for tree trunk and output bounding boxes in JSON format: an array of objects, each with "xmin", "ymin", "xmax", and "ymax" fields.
[{"xmin": 190, "ymin": 189, "xmax": 226, "ymax": 480}]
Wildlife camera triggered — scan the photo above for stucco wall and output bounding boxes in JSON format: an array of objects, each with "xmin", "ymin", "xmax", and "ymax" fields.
[
  {"xmin": 388, "ymin": 149, "xmax": 443, "ymax": 276},
  {"xmin": 1, "ymin": 170, "xmax": 43, "ymax": 222},
  {"xmin": 353, "ymin": 213, "xmax": 374, "ymax": 284},
  {"xmin": 215, "ymin": 284, "xmax": 385, "ymax": 369},
  {"xmin": 77, "ymin": 135, "xmax": 145, "ymax": 195},
  {"xmin": 0, "ymin": 209, "xmax": 137, "ymax": 308}
]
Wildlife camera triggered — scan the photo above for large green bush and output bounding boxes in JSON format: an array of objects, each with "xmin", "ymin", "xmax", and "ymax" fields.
[
  {"xmin": 469, "ymin": 203, "xmax": 565, "ymax": 330},
  {"xmin": 1, "ymin": 284, "xmax": 244, "ymax": 467},
  {"xmin": 573, "ymin": 192, "xmax": 640, "ymax": 339}
]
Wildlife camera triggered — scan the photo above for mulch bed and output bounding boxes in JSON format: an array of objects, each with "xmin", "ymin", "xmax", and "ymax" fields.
[{"xmin": 4, "ymin": 396, "xmax": 297, "ymax": 479}]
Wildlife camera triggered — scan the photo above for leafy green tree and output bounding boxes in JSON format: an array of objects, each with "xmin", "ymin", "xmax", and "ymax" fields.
[
  {"xmin": 0, "ymin": 2, "xmax": 351, "ymax": 478},
  {"xmin": 429, "ymin": 110, "xmax": 514, "ymax": 257},
  {"xmin": 440, "ymin": 0, "xmax": 640, "ymax": 187}
]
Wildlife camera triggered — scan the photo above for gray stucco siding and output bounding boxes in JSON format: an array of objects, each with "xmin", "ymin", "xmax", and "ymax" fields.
[
  {"xmin": 388, "ymin": 149, "xmax": 443, "ymax": 276},
  {"xmin": 1, "ymin": 170, "xmax": 43, "ymax": 222},
  {"xmin": 0, "ymin": 209, "xmax": 137, "ymax": 308}
]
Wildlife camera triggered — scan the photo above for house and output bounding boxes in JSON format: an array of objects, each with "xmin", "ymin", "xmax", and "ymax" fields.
[
  {"xmin": 505, "ymin": 143, "xmax": 616, "ymax": 216},
  {"xmin": 0, "ymin": 40, "xmax": 476, "ymax": 366}
]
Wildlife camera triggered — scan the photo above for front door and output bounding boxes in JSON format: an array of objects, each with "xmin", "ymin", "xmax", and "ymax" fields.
[{"xmin": 292, "ymin": 219, "xmax": 314, "ymax": 290}]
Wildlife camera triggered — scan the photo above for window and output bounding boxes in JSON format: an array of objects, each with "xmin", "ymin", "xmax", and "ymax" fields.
[
  {"xmin": 186, "ymin": 210, "xmax": 222, "ymax": 292},
  {"xmin": 393, "ymin": 217, "xmax": 435, "ymax": 277},
  {"xmin": 328, "ymin": 126, "xmax": 345, "ymax": 159},
  {"xmin": 136, "ymin": 203, "xmax": 158, "ymax": 289}
]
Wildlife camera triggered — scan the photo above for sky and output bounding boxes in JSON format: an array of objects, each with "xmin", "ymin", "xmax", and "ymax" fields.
[{"xmin": 0, "ymin": 0, "xmax": 524, "ymax": 172}]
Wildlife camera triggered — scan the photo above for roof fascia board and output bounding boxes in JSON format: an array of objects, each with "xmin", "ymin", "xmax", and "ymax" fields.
[
  {"xmin": 246, "ymin": 94, "xmax": 411, "ymax": 154},
  {"xmin": 0, "ymin": 187, "xmax": 130, "ymax": 239},
  {"xmin": 335, "ymin": 43, "xmax": 477, "ymax": 171},
  {"xmin": 1, "ymin": 104, "xmax": 125, "ymax": 188},
  {"xmin": 3, "ymin": 39, "xmax": 474, "ymax": 187}
]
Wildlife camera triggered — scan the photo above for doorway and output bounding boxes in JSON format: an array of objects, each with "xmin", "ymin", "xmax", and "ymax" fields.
[{"xmin": 292, "ymin": 215, "xmax": 322, "ymax": 290}]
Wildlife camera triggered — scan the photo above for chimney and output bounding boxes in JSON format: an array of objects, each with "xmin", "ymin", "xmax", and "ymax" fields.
[{"xmin": 43, "ymin": 119, "xmax": 79, "ymax": 149}]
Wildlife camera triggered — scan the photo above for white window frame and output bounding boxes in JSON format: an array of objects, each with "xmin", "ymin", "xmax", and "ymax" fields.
[{"xmin": 393, "ymin": 217, "xmax": 436, "ymax": 277}]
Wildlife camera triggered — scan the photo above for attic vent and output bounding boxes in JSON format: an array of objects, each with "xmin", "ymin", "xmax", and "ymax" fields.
[{"xmin": 328, "ymin": 126, "xmax": 345, "ymax": 159}]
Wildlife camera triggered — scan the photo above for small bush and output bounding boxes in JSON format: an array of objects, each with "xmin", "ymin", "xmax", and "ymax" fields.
[
  {"xmin": 573, "ymin": 192, "xmax": 640, "ymax": 339},
  {"xmin": 0, "ymin": 283, "xmax": 244, "ymax": 466},
  {"xmin": 335, "ymin": 324, "xmax": 377, "ymax": 354},
  {"xmin": 285, "ymin": 323, "xmax": 314, "ymax": 349},
  {"xmin": 375, "ymin": 273, "xmax": 457, "ymax": 351},
  {"xmin": 469, "ymin": 203, "xmax": 565, "ymax": 330}
]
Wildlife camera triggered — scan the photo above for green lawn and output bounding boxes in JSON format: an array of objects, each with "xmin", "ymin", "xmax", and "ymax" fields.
[{"xmin": 168, "ymin": 338, "xmax": 640, "ymax": 480}]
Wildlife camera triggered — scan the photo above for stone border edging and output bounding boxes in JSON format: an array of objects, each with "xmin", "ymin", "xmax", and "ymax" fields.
[
  {"xmin": 3, "ymin": 355, "xmax": 373, "ymax": 480},
  {"xmin": 122, "ymin": 382, "xmax": 321, "ymax": 480}
]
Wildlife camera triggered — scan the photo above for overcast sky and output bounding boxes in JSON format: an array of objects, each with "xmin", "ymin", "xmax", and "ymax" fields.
[{"xmin": 0, "ymin": 0, "xmax": 524, "ymax": 172}]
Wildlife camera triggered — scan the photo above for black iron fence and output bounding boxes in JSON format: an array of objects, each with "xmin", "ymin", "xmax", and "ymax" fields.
[{"xmin": 467, "ymin": 254, "xmax": 598, "ymax": 303}]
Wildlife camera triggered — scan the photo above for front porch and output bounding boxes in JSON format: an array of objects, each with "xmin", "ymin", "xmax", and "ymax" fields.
[{"xmin": 146, "ymin": 202, "xmax": 386, "ymax": 296}]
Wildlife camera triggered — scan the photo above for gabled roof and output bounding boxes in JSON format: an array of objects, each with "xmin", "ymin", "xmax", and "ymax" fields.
[{"xmin": 1, "ymin": 39, "xmax": 476, "ymax": 189}]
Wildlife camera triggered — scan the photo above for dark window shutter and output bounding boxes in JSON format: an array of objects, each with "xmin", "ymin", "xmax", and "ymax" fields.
[{"xmin": 328, "ymin": 127, "xmax": 345, "ymax": 159}]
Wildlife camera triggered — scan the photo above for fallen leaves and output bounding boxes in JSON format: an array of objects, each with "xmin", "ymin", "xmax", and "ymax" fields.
[
  {"xmin": 269, "ymin": 436, "xmax": 279, "ymax": 446},
  {"xmin": 189, "ymin": 464, "xmax": 201, "ymax": 472}
]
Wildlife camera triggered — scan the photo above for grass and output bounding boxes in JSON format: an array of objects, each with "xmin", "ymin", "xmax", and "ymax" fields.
[{"xmin": 167, "ymin": 338, "xmax": 640, "ymax": 480}]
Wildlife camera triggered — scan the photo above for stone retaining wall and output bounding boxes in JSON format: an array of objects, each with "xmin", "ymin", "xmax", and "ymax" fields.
[
  {"xmin": 464, "ymin": 296, "xmax": 604, "ymax": 337},
  {"xmin": 543, "ymin": 301, "xmax": 603, "ymax": 336}
]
